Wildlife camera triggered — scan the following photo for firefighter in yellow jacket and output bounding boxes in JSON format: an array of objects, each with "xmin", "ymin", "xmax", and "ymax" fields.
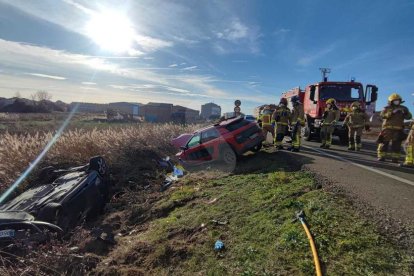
[
  {"xmin": 343, "ymin": 101, "xmax": 370, "ymax": 151},
  {"xmin": 272, "ymin": 98, "xmax": 291, "ymax": 150},
  {"xmin": 258, "ymin": 105, "xmax": 274, "ymax": 143},
  {"xmin": 320, "ymin": 98, "xmax": 340, "ymax": 149},
  {"xmin": 377, "ymin": 93, "xmax": 412, "ymax": 163},
  {"xmin": 401, "ymin": 121, "xmax": 414, "ymax": 168},
  {"xmin": 289, "ymin": 95, "xmax": 305, "ymax": 152}
]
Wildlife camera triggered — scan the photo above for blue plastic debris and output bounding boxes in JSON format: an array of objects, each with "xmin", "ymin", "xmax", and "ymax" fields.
[{"xmin": 214, "ymin": 240, "xmax": 225, "ymax": 251}]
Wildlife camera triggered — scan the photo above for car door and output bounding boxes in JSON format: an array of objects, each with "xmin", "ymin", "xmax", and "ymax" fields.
[
  {"xmin": 200, "ymin": 128, "xmax": 221, "ymax": 160},
  {"xmin": 182, "ymin": 134, "xmax": 210, "ymax": 164}
]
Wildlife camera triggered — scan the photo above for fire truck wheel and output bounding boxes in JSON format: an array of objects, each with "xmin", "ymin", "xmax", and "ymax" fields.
[{"xmin": 302, "ymin": 124, "xmax": 312, "ymax": 141}]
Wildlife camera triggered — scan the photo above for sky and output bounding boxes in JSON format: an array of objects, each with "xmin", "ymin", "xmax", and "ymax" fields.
[{"xmin": 0, "ymin": 0, "xmax": 413, "ymax": 114}]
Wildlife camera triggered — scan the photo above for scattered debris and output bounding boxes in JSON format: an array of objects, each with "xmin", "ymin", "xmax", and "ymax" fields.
[
  {"xmin": 211, "ymin": 219, "xmax": 228, "ymax": 226},
  {"xmin": 214, "ymin": 240, "xmax": 225, "ymax": 251},
  {"xmin": 158, "ymin": 157, "xmax": 186, "ymax": 191},
  {"xmin": 207, "ymin": 198, "xmax": 218, "ymax": 204}
]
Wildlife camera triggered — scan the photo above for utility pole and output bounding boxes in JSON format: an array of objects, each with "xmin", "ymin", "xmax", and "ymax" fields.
[{"xmin": 319, "ymin": 68, "xmax": 331, "ymax": 82}]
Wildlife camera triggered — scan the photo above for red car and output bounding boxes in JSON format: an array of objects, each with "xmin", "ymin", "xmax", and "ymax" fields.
[{"xmin": 172, "ymin": 117, "xmax": 265, "ymax": 167}]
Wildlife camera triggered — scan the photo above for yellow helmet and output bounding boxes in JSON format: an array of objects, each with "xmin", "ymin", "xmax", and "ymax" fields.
[
  {"xmin": 351, "ymin": 101, "xmax": 361, "ymax": 108},
  {"xmin": 388, "ymin": 93, "xmax": 402, "ymax": 102},
  {"xmin": 326, "ymin": 98, "xmax": 336, "ymax": 105}
]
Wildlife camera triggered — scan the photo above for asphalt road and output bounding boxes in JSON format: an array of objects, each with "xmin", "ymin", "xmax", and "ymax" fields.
[{"xmin": 289, "ymin": 138, "xmax": 414, "ymax": 224}]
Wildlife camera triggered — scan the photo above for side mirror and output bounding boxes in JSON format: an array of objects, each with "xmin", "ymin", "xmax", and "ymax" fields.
[
  {"xmin": 371, "ymin": 87, "xmax": 378, "ymax": 102},
  {"xmin": 180, "ymin": 146, "xmax": 188, "ymax": 151}
]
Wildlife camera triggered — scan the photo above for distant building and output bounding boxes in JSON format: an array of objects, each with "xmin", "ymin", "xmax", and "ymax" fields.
[
  {"xmin": 201, "ymin": 102, "xmax": 221, "ymax": 120},
  {"xmin": 172, "ymin": 105, "xmax": 200, "ymax": 123},
  {"xmin": 109, "ymin": 102, "xmax": 143, "ymax": 116},
  {"xmin": 144, "ymin": 102, "xmax": 173, "ymax": 122},
  {"xmin": 69, "ymin": 102, "xmax": 108, "ymax": 113}
]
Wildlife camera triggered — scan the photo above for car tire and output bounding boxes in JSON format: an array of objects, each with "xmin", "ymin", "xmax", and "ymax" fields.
[
  {"xmin": 89, "ymin": 156, "xmax": 107, "ymax": 176},
  {"xmin": 221, "ymin": 147, "xmax": 237, "ymax": 165}
]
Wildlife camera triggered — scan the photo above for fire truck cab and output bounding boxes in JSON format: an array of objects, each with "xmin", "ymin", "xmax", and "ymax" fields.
[{"xmin": 282, "ymin": 80, "xmax": 378, "ymax": 144}]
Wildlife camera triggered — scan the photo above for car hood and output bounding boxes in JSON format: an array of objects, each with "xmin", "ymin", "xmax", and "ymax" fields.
[{"xmin": 171, "ymin": 134, "xmax": 192, "ymax": 148}]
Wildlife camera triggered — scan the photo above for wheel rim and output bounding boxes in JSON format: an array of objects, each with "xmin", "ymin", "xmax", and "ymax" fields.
[{"xmin": 224, "ymin": 150, "xmax": 235, "ymax": 164}]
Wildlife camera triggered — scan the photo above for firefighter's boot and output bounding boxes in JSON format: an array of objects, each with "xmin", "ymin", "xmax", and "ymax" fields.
[
  {"xmin": 355, "ymin": 136, "xmax": 362, "ymax": 151},
  {"xmin": 348, "ymin": 136, "xmax": 355, "ymax": 151}
]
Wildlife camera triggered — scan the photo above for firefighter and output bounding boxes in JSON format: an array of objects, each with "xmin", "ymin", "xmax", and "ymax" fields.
[
  {"xmin": 272, "ymin": 98, "xmax": 291, "ymax": 150},
  {"xmin": 258, "ymin": 105, "xmax": 274, "ymax": 143},
  {"xmin": 343, "ymin": 101, "xmax": 370, "ymax": 151},
  {"xmin": 320, "ymin": 98, "xmax": 340, "ymax": 149},
  {"xmin": 401, "ymin": 121, "xmax": 414, "ymax": 168},
  {"xmin": 289, "ymin": 95, "xmax": 305, "ymax": 152},
  {"xmin": 377, "ymin": 93, "xmax": 412, "ymax": 163}
]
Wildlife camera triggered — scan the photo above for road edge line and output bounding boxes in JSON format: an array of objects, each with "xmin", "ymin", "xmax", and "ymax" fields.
[{"xmin": 302, "ymin": 146, "xmax": 414, "ymax": 187}]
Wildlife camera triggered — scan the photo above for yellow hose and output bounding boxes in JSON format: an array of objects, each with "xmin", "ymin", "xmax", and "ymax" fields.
[{"xmin": 299, "ymin": 216, "xmax": 322, "ymax": 276}]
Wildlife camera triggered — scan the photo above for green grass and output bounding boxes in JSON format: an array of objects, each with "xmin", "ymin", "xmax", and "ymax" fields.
[{"xmin": 120, "ymin": 168, "xmax": 413, "ymax": 275}]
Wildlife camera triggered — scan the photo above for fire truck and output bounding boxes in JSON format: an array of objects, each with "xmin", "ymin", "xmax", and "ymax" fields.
[{"xmin": 281, "ymin": 72, "xmax": 378, "ymax": 144}]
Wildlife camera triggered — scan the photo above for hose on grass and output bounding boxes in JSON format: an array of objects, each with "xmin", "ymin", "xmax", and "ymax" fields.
[{"xmin": 296, "ymin": 211, "xmax": 322, "ymax": 276}]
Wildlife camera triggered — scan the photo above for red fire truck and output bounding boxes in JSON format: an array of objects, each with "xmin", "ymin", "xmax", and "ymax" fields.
[{"xmin": 282, "ymin": 78, "xmax": 378, "ymax": 144}]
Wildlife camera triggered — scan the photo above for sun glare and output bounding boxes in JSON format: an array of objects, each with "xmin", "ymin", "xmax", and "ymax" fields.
[{"xmin": 86, "ymin": 10, "xmax": 136, "ymax": 53}]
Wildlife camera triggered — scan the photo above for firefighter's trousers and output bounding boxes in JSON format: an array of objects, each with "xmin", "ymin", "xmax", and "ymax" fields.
[
  {"xmin": 320, "ymin": 124, "xmax": 334, "ymax": 146},
  {"xmin": 404, "ymin": 145, "xmax": 414, "ymax": 166},
  {"xmin": 262, "ymin": 125, "xmax": 274, "ymax": 141},
  {"xmin": 274, "ymin": 124, "xmax": 288, "ymax": 146},
  {"xmin": 348, "ymin": 127, "xmax": 363, "ymax": 150},
  {"xmin": 377, "ymin": 129, "xmax": 404, "ymax": 160},
  {"xmin": 292, "ymin": 126, "xmax": 302, "ymax": 149}
]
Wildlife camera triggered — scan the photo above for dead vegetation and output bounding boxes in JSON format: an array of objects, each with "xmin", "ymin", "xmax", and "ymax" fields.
[{"xmin": 0, "ymin": 123, "xmax": 199, "ymax": 194}]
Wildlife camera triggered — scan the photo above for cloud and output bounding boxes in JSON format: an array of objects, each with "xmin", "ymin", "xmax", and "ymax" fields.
[
  {"xmin": 62, "ymin": 0, "xmax": 94, "ymax": 15},
  {"xmin": 297, "ymin": 44, "xmax": 336, "ymax": 66},
  {"xmin": 217, "ymin": 20, "xmax": 248, "ymax": 41},
  {"xmin": 214, "ymin": 18, "xmax": 262, "ymax": 55},
  {"xmin": 27, "ymin": 73, "xmax": 66, "ymax": 80},
  {"xmin": 82, "ymin": 82, "xmax": 96, "ymax": 85},
  {"xmin": 169, "ymin": 64, "xmax": 178, "ymax": 68},
  {"xmin": 182, "ymin": 66, "xmax": 198, "ymax": 71},
  {"xmin": 134, "ymin": 34, "xmax": 173, "ymax": 52},
  {"xmin": 0, "ymin": 39, "xmax": 273, "ymax": 111},
  {"xmin": 273, "ymin": 28, "xmax": 291, "ymax": 35}
]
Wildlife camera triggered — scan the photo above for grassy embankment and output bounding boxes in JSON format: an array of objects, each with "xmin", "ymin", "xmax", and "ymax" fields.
[{"xmin": 96, "ymin": 149, "xmax": 413, "ymax": 275}]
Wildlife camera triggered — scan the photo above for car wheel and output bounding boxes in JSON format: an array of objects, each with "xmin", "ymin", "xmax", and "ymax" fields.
[
  {"xmin": 89, "ymin": 156, "xmax": 107, "ymax": 176},
  {"xmin": 221, "ymin": 147, "xmax": 237, "ymax": 165}
]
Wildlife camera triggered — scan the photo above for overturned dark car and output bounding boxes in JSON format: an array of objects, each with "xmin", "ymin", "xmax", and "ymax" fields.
[{"xmin": 0, "ymin": 156, "xmax": 109, "ymax": 244}]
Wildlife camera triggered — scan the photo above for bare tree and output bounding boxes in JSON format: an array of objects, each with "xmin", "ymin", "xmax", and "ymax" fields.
[{"xmin": 34, "ymin": 90, "xmax": 52, "ymax": 101}]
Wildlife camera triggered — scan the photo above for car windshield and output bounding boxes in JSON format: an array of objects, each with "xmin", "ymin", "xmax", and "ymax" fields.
[{"xmin": 319, "ymin": 85, "xmax": 362, "ymax": 101}]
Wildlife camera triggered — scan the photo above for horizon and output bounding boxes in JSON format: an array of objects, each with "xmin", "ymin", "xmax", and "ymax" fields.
[{"xmin": 0, "ymin": 0, "xmax": 413, "ymax": 114}]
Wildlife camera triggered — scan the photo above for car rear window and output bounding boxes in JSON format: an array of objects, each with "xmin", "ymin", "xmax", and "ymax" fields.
[{"xmin": 225, "ymin": 119, "xmax": 250, "ymax": 132}]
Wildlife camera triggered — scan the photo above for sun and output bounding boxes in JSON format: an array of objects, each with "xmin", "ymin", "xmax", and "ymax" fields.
[{"xmin": 86, "ymin": 10, "xmax": 136, "ymax": 53}]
